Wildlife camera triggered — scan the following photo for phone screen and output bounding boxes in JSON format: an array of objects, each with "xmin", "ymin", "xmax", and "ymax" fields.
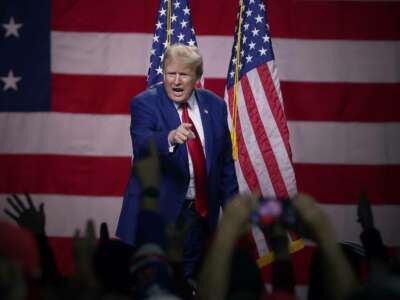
[{"xmin": 251, "ymin": 197, "xmax": 296, "ymax": 227}]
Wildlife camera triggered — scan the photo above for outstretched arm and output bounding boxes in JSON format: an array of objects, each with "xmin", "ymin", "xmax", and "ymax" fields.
[
  {"xmin": 4, "ymin": 193, "xmax": 60, "ymax": 282},
  {"xmin": 357, "ymin": 192, "xmax": 389, "ymax": 272},
  {"xmin": 293, "ymin": 193, "xmax": 358, "ymax": 300},
  {"xmin": 198, "ymin": 193, "xmax": 257, "ymax": 300}
]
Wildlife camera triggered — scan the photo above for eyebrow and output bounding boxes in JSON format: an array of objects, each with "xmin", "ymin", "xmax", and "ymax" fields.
[{"xmin": 167, "ymin": 71, "xmax": 189, "ymax": 75}]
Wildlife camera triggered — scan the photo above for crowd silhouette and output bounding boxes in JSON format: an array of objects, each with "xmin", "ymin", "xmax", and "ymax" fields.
[{"xmin": 1, "ymin": 141, "xmax": 399, "ymax": 300}]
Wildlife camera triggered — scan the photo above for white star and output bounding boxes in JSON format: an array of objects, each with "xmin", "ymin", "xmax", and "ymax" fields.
[
  {"xmin": 153, "ymin": 35, "xmax": 159, "ymax": 43},
  {"xmin": 171, "ymin": 14, "xmax": 178, "ymax": 22},
  {"xmin": 243, "ymin": 23, "xmax": 250, "ymax": 31},
  {"xmin": 251, "ymin": 28, "xmax": 259, "ymax": 36},
  {"xmin": 263, "ymin": 34, "xmax": 270, "ymax": 43},
  {"xmin": 2, "ymin": 17, "xmax": 23, "ymax": 38},
  {"xmin": 1, "ymin": 70, "xmax": 22, "ymax": 91},
  {"xmin": 183, "ymin": 7, "xmax": 190, "ymax": 15},
  {"xmin": 249, "ymin": 41, "xmax": 256, "ymax": 50},
  {"xmin": 249, "ymin": 0, "xmax": 255, "ymax": 4},
  {"xmin": 240, "ymin": 50, "xmax": 244, "ymax": 56},
  {"xmin": 191, "ymin": 28, "xmax": 195, "ymax": 34},
  {"xmin": 230, "ymin": 71, "xmax": 235, "ymax": 78},
  {"xmin": 159, "ymin": 53, "xmax": 164, "ymax": 61},
  {"xmin": 156, "ymin": 66, "xmax": 163, "ymax": 75},
  {"xmin": 167, "ymin": 28, "xmax": 174, "ymax": 35},
  {"xmin": 163, "ymin": 40, "xmax": 169, "ymax": 48},
  {"xmin": 180, "ymin": 20, "xmax": 188, "ymax": 28},
  {"xmin": 188, "ymin": 39, "xmax": 195, "ymax": 46},
  {"xmin": 255, "ymin": 15, "xmax": 263, "ymax": 23},
  {"xmin": 245, "ymin": 55, "xmax": 252, "ymax": 63},
  {"xmin": 258, "ymin": 48, "xmax": 267, "ymax": 55},
  {"xmin": 159, "ymin": 8, "xmax": 166, "ymax": 16},
  {"xmin": 245, "ymin": 10, "xmax": 252, "ymax": 17},
  {"xmin": 232, "ymin": 57, "xmax": 237, "ymax": 65},
  {"xmin": 239, "ymin": 63, "xmax": 243, "ymax": 70},
  {"xmin": 156, "ymin": 21, "xmax": 163, "ymax": 30},
  {"xmin": 177, "ymin": 33, "xmax": 185, "ymax": 41},
  {"xmin": 150, "ymin": 48, "xmax": 156, "ymax": 55},
  {"xmin": 173, "ymin": 1, "xmax": 181, "ymax": 9},
  {"xmin": 259, "ymin": 3, "xmax": 266, "ymax": 11},
  {"xmin": 242, "ymin": 35, "xmax": 247, "ymax": 44}
]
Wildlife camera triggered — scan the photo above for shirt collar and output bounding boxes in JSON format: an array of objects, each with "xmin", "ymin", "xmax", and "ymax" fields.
[{"xmin": 173, "ymin": 92, "xmax": 196, "ymax": 110}]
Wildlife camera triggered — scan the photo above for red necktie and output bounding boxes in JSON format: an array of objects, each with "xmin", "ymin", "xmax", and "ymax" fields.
[{"xmin": 181, "ymin": 103, "xmax": 208, "ymax": 217}]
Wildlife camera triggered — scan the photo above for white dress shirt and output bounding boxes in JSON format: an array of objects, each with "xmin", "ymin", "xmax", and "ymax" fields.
[{"xmin": 171, "ymin": 92, "xmax": 206, "ymax": 200}]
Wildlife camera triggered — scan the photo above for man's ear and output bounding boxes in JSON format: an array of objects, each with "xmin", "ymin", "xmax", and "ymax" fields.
[{"xmin": 195, "ymin": 76, "xmax": 203, "ymax": 88}]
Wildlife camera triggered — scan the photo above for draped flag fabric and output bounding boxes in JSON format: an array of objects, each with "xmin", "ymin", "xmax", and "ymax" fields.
[
  {"xmin": 225, "ymin": 0, "xmax": 302, "ymax": 267},
  {"xmin": 0, "ymin": 0, "xmax": 399, "ymax": 297},
  {"xmin": 226, "ymin": 0, "xmax": 297, "ymax": 198}
]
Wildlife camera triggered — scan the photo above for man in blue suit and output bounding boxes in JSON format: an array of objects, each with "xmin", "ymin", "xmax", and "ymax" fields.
[{"xmin": 116, "ymin": 44, "xmax": 238, "ymax": 279}]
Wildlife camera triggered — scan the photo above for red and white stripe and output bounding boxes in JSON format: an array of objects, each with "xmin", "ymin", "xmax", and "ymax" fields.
[{"xmin": 226, "ymin": 63, "xmax": 297, "ymax": 198}]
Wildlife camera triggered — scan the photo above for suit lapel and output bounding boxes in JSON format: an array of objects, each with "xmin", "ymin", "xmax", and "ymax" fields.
[
  {"xmin": 195, "ymin": 90, "xmax": 213, "ymax": 174},
  {"xmin": 158, "ymin": 85, "xmax": 181, "ymax": 130}
]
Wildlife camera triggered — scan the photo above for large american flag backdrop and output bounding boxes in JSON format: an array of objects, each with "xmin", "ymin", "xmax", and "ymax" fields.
[{"xmin": 1, "ymin": 0, "xmax": 399, "ymax": 295}]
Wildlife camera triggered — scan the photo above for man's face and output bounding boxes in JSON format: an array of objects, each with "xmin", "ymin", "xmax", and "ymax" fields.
[{"xmin": 163, "ymin": 58, "xmax": 198, "ymax": 103}]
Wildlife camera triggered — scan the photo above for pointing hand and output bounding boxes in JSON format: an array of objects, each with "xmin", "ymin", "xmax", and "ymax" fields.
[{"xmin": 168, "ymin": 123, "xmax": 195, "ymax": 145}]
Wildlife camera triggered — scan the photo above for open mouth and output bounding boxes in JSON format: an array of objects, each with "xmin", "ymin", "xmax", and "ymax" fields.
[{"xmin": 172, "ymin": 87, "xmax": 184, "ymax": 96}]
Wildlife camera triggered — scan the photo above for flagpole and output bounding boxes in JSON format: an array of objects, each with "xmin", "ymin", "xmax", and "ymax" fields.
[
  {"xmin": 166, "ymin": 0, "xmax": 172, "ymax": 47},
  {"xmin": 231, "ymin": 0, "xmax": 244, "ymax": 161}
]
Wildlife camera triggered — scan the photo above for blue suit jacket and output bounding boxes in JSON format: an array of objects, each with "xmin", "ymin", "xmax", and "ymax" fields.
[{"xmin": 116, "ymin": 84, "xmax": 238, "ymax": 245}]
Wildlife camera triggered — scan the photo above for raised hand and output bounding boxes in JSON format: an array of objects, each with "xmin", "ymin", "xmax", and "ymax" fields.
[
  {"xmin": 133, "ymin": 138, "xmax": 160, "ymax": 191},
  {"xmin": 220, "ymin": 193, "xmax": 258, "ymax": 239},
  {"xmin": 4, "ymin": 193, "xmax": 45, "ymax": 235},
  {"xmin": 99, "ymin": 222, "xmax": 110, "ymax": 242},
  {"xmin": 72, "ymin": 220, "xmax": 98, "ymax": 288},
  {"xmin": 357, "ymin": 191, "xmax": 375, "ymax": 230},
  {"xmin": 292, "ymin": 193, "xmax": 336, "ymax": 243}
]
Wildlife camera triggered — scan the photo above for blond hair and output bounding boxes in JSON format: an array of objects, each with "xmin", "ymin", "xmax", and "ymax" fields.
[{"xmin": 162, "ymin": 43, "xmax": 203, "ymax": 79}]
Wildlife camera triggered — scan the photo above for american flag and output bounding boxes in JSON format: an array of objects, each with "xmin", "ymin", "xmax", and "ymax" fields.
[
  {"xmin": 147, "ymin": 0, "xmax": 199, "ymax": 86},
  {"xmin": 0, "ymin": 0, "xmax": 399, "ymax": 297},
  {"xmin": 226, "ymin": 0, "xmax": 297, "ymax": 199},
  {"xmin": 225, "ymin": 0, "xmax": 301, "ymax": 267}
]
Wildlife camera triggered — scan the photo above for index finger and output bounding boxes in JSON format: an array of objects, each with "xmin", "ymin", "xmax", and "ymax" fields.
[
  {"xmin": 85, "ymin": 220, "xmax": 97, "ymax": 244},
  {"xmin": 25, "ymin": 193, "xmax": 34, "ymax": 209},
  {"xmin": 181, "ymin": 123, "xmax": 193, "ymax": 129},
  {"xmin": 11, "ymin": 194, "xmax": 27, "ymax": 211}
]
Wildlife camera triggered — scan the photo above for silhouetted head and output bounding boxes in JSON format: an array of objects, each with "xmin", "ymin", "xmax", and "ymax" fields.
[{"xmin": 93, "ymin": 239, "xmax": 134, "ymax": 294}]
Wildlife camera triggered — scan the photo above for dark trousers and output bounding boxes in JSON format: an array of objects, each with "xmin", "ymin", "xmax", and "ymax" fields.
[{"xmin": 179, "ymin": 200, "xmax": 209, "ymax": 279}]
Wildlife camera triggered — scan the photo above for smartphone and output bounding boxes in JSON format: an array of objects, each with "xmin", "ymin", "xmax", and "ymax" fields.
[{"xmin": 251, "ymin": 197, "xmax": 296, "ymax": 227}]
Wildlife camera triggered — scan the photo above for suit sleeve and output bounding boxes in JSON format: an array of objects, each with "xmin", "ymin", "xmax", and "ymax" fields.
[{"xmin": 130, "ymin": 96, "xmax": 172, "ymax": 160}]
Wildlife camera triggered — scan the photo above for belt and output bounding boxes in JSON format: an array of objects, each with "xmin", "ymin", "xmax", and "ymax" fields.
[{"xmin": 183, "ymin": 199, "xmax": 196, "ymax": 211}]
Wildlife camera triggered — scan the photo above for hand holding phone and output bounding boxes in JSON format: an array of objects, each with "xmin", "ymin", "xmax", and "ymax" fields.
[{"xmin": 251, "ymin": 197, "xmax": 297, "ymax": 228}]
